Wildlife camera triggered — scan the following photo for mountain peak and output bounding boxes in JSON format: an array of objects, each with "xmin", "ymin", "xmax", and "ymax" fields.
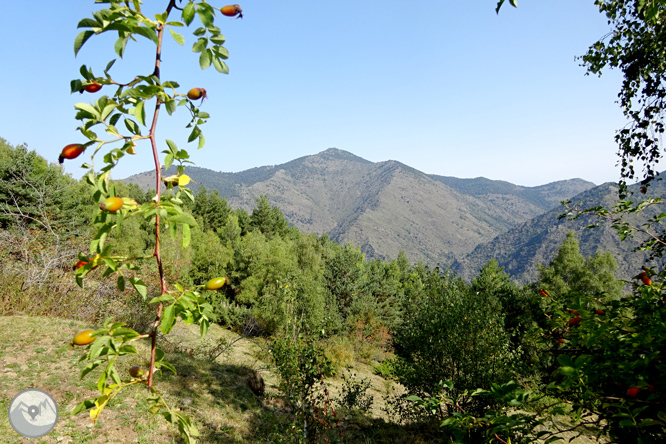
[{"xmin": 313, "ymin": 148, "xmax": 372, "ymax": 164}]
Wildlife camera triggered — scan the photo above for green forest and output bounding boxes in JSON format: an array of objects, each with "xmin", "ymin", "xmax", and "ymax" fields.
[{"xmin": 2, "ymin": 0, "xmax": 666, "ymax": 442}]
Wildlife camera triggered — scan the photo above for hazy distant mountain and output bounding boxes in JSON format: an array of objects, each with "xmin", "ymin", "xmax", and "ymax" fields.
[
  {"xmin": 451, "ymin": 178, "xmax": 666, "ymax": 284},
  {"xmin": 122, "ymin": 148, "xmax": 596, "ymax": 267}
]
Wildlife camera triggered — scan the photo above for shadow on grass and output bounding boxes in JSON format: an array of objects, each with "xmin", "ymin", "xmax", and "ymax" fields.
[{"xmin": 159, "ymin": 348, "xmax": 443, "ymax": 443}]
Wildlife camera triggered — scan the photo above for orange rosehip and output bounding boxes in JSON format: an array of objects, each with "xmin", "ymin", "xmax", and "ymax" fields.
[
  {"xmin": 71, "ymin": 329, "xmax": 95, "ymax": 346},
  {"xmin": 221, "ymin": 4, "xmax": 243, "ymax": 18},
  {"xmin": 100, "ymin": 197, "xmax": 124, "ymax": 212},
  {"xmin": 58, "ymin": 144, "xmax": 85, "ymax": 164},
  {"xmin": 73, "ymin": 259, "xmax": 89, "ymax": 270},
  {"xmin": 187, "ymin": 87, "xmax": 207, "ymax": 100}
]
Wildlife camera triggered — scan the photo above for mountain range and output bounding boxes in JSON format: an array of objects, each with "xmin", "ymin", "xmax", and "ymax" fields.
[{"xmin": 122, "ymin": 148, "xmax": 662, "ymax": 282}]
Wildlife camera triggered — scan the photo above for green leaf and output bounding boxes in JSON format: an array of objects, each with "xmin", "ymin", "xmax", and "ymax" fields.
[
  {"xmin": 210, "ymin": 34, "xmax": 226, "ymax": 45},
  {"xmin": 164, "ymin": 153, "xmax": 174, "ymax": 171},
  {"xmin": 198, "ymin": 133, "xmax": 205, "ymax": 149},
  {"xmin": 169, "ymin": 28, "xmax": 185, "ymax": 46},
  {"xmin": 71, "ymin": 399, "xmax": 96, "ymax": 416},
  {"xmin": 188, "ymin": 126, "xmax": 201, "ymax": 143},
  {"xmin": 157, "ymin": 361, "xmax": 177, "ymax": 375},
  {"xmin": 182, "ymin": 223, "xmax": 191, "ymax": 248},
  {"xmin": 108, "ymin": 364, "xmax": 122, "ymax": 385},
  {"xmin": 192, "ymin": 38, "xmax": 207, "ymax": 53},
  {"xmin": 114, "ymin": 36, "xmax": 129, "ymax": 58},
  {"xmin": 74, "ymin": 103, "xmax": 101, "ymax": 120},
  {"xmin": 182, "ymin": 3, "xmax": 196, "ymax": 25},
  {"xmin": 117, "ymin": 275, "xmax": 125, "ymax": 292},
  {"xmin": 118, "ymin": 345, "xmax": 138, "ymax": 355},
  {"xmin": 129, "ymin": 278, "xmax": 148, "ymax": 300},
  {"xmin": 212, "ymin": 45, "xmax": 229, "ymax": 60},
  {"xmin": 74, "ymin": 30, "xmax": 95, "ymax": 56},
  {"xmin": 199, "ymin": 49, "xmax": 212, "ymax": 70},
  {"xmin": 169, "ymin": 214, "xmax": 198, "ymax": 227},
  {"xmin": 134, "ymin": 101, "xmax": 146, "ymax": 126},
  {"xmin": 161, "ymin": 305, "xmax": 176, "ymax": 334},
  {"xmin": 124, "ymin": 118, "xmax": 141, "ymax": 135},
  {"xmin": 198, "ymin": 7, "xmax": 215, "ymax": 27},
  {"xmin": 103, "ymin": 256, "xmax": 118, "ymax": 271},
  {"xmin": 199, "ymin": 317, "xmax": 209, "ymax": 338},
  {"xmin": 77, "ymin": 18, "xmax": 100, "ymax": 29},
  {"xmin": 104, "ymin": 59, "xmax": 116, "ymax": 74},
  {"xmin": 165, "ymin": 99, "xmax": 177, "ymax": 116},
  {"xmin": 132, "ymin": 25, "xmax": 159, "ymax": 45},
  {"xmin": 166, "ymin": 139, "xmax": 178, "ymax": 154},
  {"xmin": 149, "ymin": 294, "xmax": 176, "ymax": 305},
  {"xmin": 80, "ymin": 361, "xmax": 101, "ymax": 380},
  {"xmin": 100, "ymin": 103, "xmax": 117, "ymax": 122},
  {"xmin": 212, "ymin": 57, "xmax": 229, "ymax": 74}
]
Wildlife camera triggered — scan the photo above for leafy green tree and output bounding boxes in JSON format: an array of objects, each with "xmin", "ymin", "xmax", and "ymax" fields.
[
  {"xmin": 322, "ymin": 242, "xmax": 366, "ymax": 330},
  {"xmin": 191, "ymin": 185, "xmax": 231, "ymax": 232},
  {"xmin": 249, "ymin": 194, "xmax": 290, "ymax": 239},
  {"xmin": 0, "ymin": 139, "xmax": 93, "ymax": 231},
  {"xmin": 393, "ymin": 270, "xmax": 518, "ymax": 415},
  {"xmin": 471, "ymin": 260, "xmax": 539, "ymax": 355},
  {"xmin": 537, "ymin": 232, "xmax": 624, "ymax": 299}
]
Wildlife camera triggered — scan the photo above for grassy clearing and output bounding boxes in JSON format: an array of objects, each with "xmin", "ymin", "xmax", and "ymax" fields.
[{"xmin": 0, "ymin": 315, "xmax": 605, "ymax": 443}]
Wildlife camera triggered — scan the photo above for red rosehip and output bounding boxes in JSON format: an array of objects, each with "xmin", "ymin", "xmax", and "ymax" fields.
[
  {"xmin": 58, "ymin": 143, "xmax": 85, "ymax": 164},
  {"xmin": 595, "ymin": 309, "xmax": 604, "ymax": 315},
  {"xmin": 627, "ymin": 387, "xmax": 640, "ymax": 397},
  {"xmin": 569, "ymin": 317, "xmax": 581, "ymax": 326},
  {"xmin": 83, "ymin": 82, "xmax": 102, "ymax": 93}
]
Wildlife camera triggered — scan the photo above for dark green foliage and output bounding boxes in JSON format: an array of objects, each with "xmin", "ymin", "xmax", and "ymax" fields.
[
  {"xmin": 191, "ymin": 185, "xmax": 231, "ymax": 232},
  {"xmin": 249, "ymin": 194, "xmax": 291, "ymax": 239},
  {"xmin": 0, "ymin": 138, "xmax": 93, "ymax": 231},
  {"xmin": 269, "ymin": 335, "xmax": 337, "ymax": 443},
  {"xmin": 392, "ymin": 269, "xmax": 519, "ymax": 415},
  {"xmin": 336, "ymin": 371, "xmax": 373, "ymax": 412},
  {"xmin": 471, "ymin": 260, "xmax": 540, "ymax": 355},
  {"xmin": 322, "ymin": 243, "xmax": 366, "ymax": 326},
  {"xmin": 537, "ymin": 231, "xmax": 624, "ymax": 299}
]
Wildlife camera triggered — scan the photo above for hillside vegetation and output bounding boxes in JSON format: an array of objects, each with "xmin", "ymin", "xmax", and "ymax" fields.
[
  {"xmin": 3, "ymin": 137, "xmax": 665, "ymax": 443},
  {"xmin": 122, "ymin": 148, "xmax": 595, "ymax": 267}
]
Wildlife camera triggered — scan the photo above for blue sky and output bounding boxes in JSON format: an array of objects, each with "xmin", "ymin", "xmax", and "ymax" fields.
[{"xmin": 1, "ymin": 1, "xmax": 627, "ymax": 187}]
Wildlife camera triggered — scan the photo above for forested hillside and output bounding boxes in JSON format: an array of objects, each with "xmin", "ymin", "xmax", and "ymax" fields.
[
  {"xmin": 453, "ymin": 179, "xmax": 666, "ymax": 283},
  {"xmin": 123, "ymin": 148, "xmax": 595, "ymax": 267}
]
